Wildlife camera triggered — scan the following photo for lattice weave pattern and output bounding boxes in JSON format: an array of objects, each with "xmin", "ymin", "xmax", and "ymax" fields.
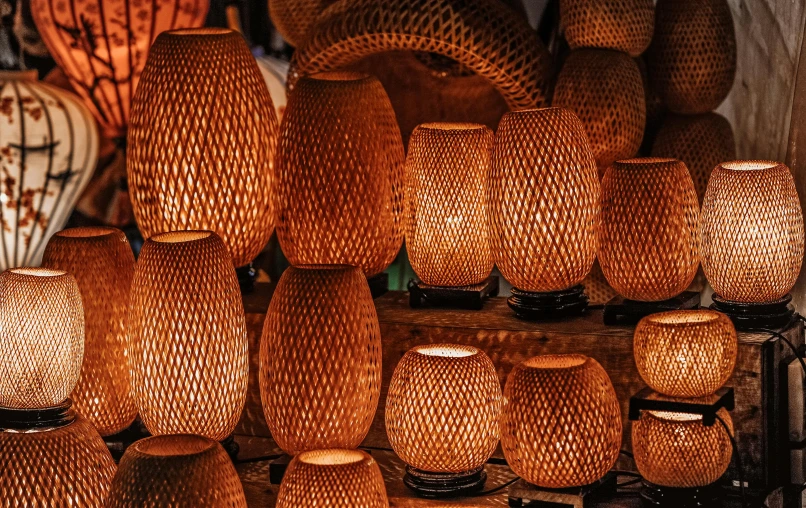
[
  {"xmin": 269, "ymin": 0, "xmax": 336, "ymax": 47},
  {"xmin": 560, "ymin": 0, "xmax": 654, "ymax": 56}
]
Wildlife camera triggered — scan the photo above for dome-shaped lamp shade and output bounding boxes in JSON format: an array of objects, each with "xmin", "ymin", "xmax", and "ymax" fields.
[
  {"xmin": 634, "ymin": 310, "xmax": 737, "ymax": 398},
  {"xmin": 560, "ymin": 0, "xmax": 654, "ymax": 57},
  {"xmin": 127, "ymin": 231, "xmax": 248, "ymax": 441},
  {"xmin": 269, "ymin": 0, "xmax": 336, "ymax": 47},
  {"xmin": 276, "ymin": 72, "xmax": 404, "ymax": 277},
  {"xmin": 107, "ymin": 435, "xmax": 247, "ymax": 507},
  {"xmin": 500, "ymin": 355, "xmax": 622, "ymax": 488},
  {"xmin": 0, "ymin": 71, "xmax": 98, "ymax": 271},
  {"xmin": 404, "ymin": 123, "xmax": 494, "ymax": 287},
  {"xmin": 41, "ymin": 227, "xmax": 136, "ymax": 436},
  {"xmin": 30, "ymin": 0, "xmax": 209, "ymax": 138},
  {"xmin": 260, "ymin": 265, "xmax": 381, "ymax": 455},
  {"xmin": 599, "ymin": 158, "xmax": 699, "ymax": 301},
  {"xmin": 0, "ymin": 268, "xmax": 83, "ymax": 409},
  {"xmin": 277, "ymin": 449, "xmax": 389, "ymax": 508}
]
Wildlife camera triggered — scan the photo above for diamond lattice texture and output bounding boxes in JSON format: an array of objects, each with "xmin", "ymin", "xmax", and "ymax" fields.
[
  {"xmin": 277, "ymin": 449, "xmax": 389, "ymax": 508},
  {"xmin": 288, "ymin": 0, "xmax": 553, "ymax": 110},
  {"xmin": 404, "ymin": 123, "xmax": 494, "ymax": 287},
  {"xmin": 269, "ymin": 0, "xmax": 337, "ymax": 47},
  {"xmin": 632, "ymin": 409, "xmax": 733, "ymax": 487},
  {"xmin": 553, "ymin": 49, "xmax": 646, "ymax": 169},
  {"xmin": 647, "ymin": 0, "xmax": 736, "ymax": 115},
  {"xmin": 260, "ymin": 265, "xmax": 382, "ymax": 455},
  {"xmin": 127, "ymin": 231, "xmax": 248, "ymax": 441},
  {"xmin": 634, "ymin": 310, "xmax": 737, "ymax": 398},
  {"xmin": 0, "ymin": 415, "xmax": 116, "ymax": 506},
  {"xmin": 560, "ymin": 0, "xmax": 654, "ymax": 56},
  {"xmin": 583, "ymin": 259, "xmax": 618, "ymax": 305},
  {"xmin": 488, "ymin": 107, "xmax": 599, "ymax": 292},
  {"xmin": 127, "ymin": 28, "xmax": 278, "ymax": 269},
  {"xmin": 107, "ymin": 435, "xmax": 247, "ymax": 507},
  {"xmin": 276, "ymin": 73, "xmax": 404, "ymax": 277},
  {"xmin": 42, "ymin": 227, "xmax": 136, "ymax": 436},
  {"xmin": 0, "ymin": 268, "xmax": 83, "ymax": 409},
  {"xmin": 700, "ymin": 161, "xmax": 805, "ymax": 303},
  {"xmin": 598, "ymin": 158, "xmax": 700, "ymax": 302},
  {"xmin": 500, "ymin": 355, "xmax": 622, "ymax": 488}
]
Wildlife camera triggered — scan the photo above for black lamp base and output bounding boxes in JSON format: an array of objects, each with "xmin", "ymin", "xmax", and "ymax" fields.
[
  {"xmin": 710, "ymin": 293, "xmax": 796, "ymax": 331},
  {"xmin": 508, "ymin": 474, "xmax": 617, "ymax": 507},
  {"xmin": 603, "ymin": 291, "xmax": 701, "ymax": 326},
  {"xmin": 408, "ymin": 276, "xmax": 499, "ymax": 310},
  {"xmin": 0, "ymin": 398, "xmax": 75, "ymax": 430},
  {"xmin": 640, "ymin": 480, "xmax": 722, "ymax": 507},
  {"xmin": 404, "ymin": 465, "xmax": 487, "ymax": 498},
  {"xmin": 507, "ymin": 285, "xmax": 588, "ymax": 320},
  {"xmin": 368, "ymin": 272, "xmax": 389, "ymax": 299},
  {"xmin": 236, "ymin": 263, "xmax": 257, "ymax": 294}
]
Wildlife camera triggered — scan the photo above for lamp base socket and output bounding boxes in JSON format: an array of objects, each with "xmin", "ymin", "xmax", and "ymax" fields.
[
  {"xmin": 0, "ymin": 398, "xmax": 75, "ymax": 430},
  {"xmin": 368, "ymin": 272, "xmax": 389, "ymax": 299},
  {"xmin": 507, "ymin": 474, "xmax": 617, "ymax": 507},
  {"xmin": 507, "ymin": 285, "xmax": 588, "ymax": 320},
  {"xmin": 603, "ymin": 291, "xmax": 701, "ymax": 326},
  {"xmin": 640, "ymin": 480, "xmax": 722, "ymax": 507},
  {"xmin": 710, "ymin": 294, "xmax": 796, "ymax": 331},
  {"xmin": 235, "ymin": 263, "xmax": 257, "ymax": 294},
  {"xmin": 408, "ymin": 276, "xmax": 499, "ymax": 310},
  {"xmin": 404, "ymin": 465, "xmax": 486, "ymax": 498}
]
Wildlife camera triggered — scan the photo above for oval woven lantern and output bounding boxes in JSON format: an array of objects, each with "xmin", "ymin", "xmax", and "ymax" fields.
[
  {"xmin": 128, "ymin": 28, "xmax": 278, "ymax": 270},
  {"xmin": 276, "ymin": 72, "xmax": 404, "ymax": 277},
  {"xmin": 108, "ymin": 435, "xmax": 247, "ymax": 507},
  {"xmin": 560, "ymin": 0, "xmax": 654, "ymax": 56},
  {"xmin": 500, "ymin": 354, "xmax": 622, "ymax": 488},
  {"xmin": 648, "ymin": 0, "xmax": 736, "ymax": 115},
  {"xmin": 260, "ymin": 265, "xmax": 381, "ymax": 455},
  {"xmin": 277, "ymin": 449, "xmax": 389, "ymax": 508},
  {"xmin": 553, "ymin": 49, "xmax": 646, "ymax": 168},
  {"xmin": 598, "ymin": 158, "xmax": 699, "ymax": 302},
  {"xmin": 127, "ymin": 231, "xmax": 248, "ymax": 441},
  {"xmin": 404, "ymin": 123, "xmax": 494, "ymax": 287},
  {"xmin": 269, "ymin": 0, "xmax": 336, "ymax": 47}
]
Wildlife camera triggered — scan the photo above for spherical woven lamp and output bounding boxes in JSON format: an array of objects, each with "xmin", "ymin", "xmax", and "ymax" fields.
[
  {"xmin": 386, "ymin": 344, "xmax": 502, "ymax": 497},
  {"xmin": 269, "ymin": 0, "xmax": 336, "ymax": 47},
  {"xmin": 500, "ymin": 354, "xmax": 622, "ymax": 488},
  {"xmin": 560, "ymin": 0, "xmax": 654, "ymax": 56},
  {"xmin": 260, "ymin": 265, "xmax": 381, "ymax": 455}
]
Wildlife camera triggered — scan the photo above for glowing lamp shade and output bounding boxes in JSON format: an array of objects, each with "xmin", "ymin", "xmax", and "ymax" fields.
[
  {"xmin": 260, "ymin": 265, "xmax": 381, "ymax": 455},
  {"xmin": 107, "ymin": 435, "xmax": 247, "ymax": 507},
  {"xmin": 599, "ymin": 158, "xmax": 699, "ymax": 301},
  {"xmin": 404, "ymin": 123, "xmax": 494, "ymax": 287},
  {"xmin": 500, "ymin": 355, "xmax": 622, "ymax": 488},
  {"xmin": 127, "ymin": 231, "xmax": 248, "ymax": 441},
  {"xmin": 277, "ymin": 449, "xmax": 389, "ymax": 508},
  {"xmin": 560, "ymin": 0, "xmax": 654, "ymax": 56},
  {"xmin": 700, "ymin": 161, "xmax": 804, "ymax": 303}
]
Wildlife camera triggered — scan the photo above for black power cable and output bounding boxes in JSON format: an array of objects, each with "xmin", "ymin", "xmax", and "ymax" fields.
[{"xmin": 715, "ymin": 413, "xmax": 747, "ymax": 508}]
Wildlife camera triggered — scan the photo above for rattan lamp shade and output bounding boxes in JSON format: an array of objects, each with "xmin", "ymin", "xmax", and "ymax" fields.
[
  {"xmin": 260, "ymin": 265, "xmax": 381, "ymax": 455},
  {"xmin": 127, "ymin": 231, "xmax": 248, "ymax": 441},
  {"xmin": 276, "ymin": 73, "xmax": 404, "ymax": 277},
  {"xmin": 500, "ymin": 355, "xmax": 622, "ymax": 488},
  {"xmin": 108, "ymin": 435, "xmax": 247, "ymax": 507},
  {"xmin": 598, "ymin": 158, "xmax": 699, "ymax": 301},
  {"xmin": 560, "ymin": 0, "xmax": 654, "ymax": 56},
  {"xmin": 277, "ymin": 449, "xmax": 389, "ymax": 508},
  {"xmin": 269, "ymin": 0, "xmax": 335, "ymax": 47},
  {"xmin": 404, "ymin": 123, "xmax": 494, "ymax": 287}
]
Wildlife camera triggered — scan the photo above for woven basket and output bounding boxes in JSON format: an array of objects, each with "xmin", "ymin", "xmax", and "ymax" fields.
[
  {"xmin": 269, "ymin": 0, "xmax": 336, "ymax": 47},
  {"xmin": 560, "ymin": 0, "xmax": 654, "ymax": 56}
]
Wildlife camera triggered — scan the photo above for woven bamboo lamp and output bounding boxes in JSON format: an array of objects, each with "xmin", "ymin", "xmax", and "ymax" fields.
[
  {"xmin": 42, "ymin": 227, "xmax": 137, "ymax": 436},
  {"xmin": 386, "ymin": 344, "xmax": 502, "ymax": 497},
  {"xmin": 553, "ymin": 49, "xmax": 646, "ymax": 169},
  {"xmin": 269, "ymin": 0, "xmax": 336, "ymax": 47},
  {"xmin": 277, "ymin": 449, "xmax": 389, "ymax": 508},
  {"xmin": 701, "ymin": 161, "xmax": 805, "ymax": 329},
  {"xmin": 260, "ymin": 265, "xmax": 381, "ymax": 455},
  {"xmin": 488, "ymin": 107, "xmax": 599, "ymax": 319},
  {"xmin": 500, "ymin": 355, "xmax": 622, "ymax": 489},
  {"xmin": 107, "ymin": 435, "xmax": 247, "ymax": 507},
  {"xmin": 127, "ymin": 231, "xmax": 248, "ymax": 444},
  {"xmin": 560, "ymin": 0, "xmax": 654, "ymax": 56}
]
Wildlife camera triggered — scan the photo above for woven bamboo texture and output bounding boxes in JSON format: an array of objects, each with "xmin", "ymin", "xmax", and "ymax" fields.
[
  {"xmin": 0, "ymin": 268, "xmax": 83, "ymax": 409},
  {"xmin": 700, "ymin": 161, "xmax": 805, "ymax": 303},
  {"xmin": 108, "ymin": 435, "xmax": 246, "ymax": 507},
  {"xmin": 582, "ymin": 259, "xmax": 618, "ymax": 305},
  {"xmin": 269, "ymin": 0, "xmax": 336, "ymax": 47},
  {"xmin": 127, "ymin": 231, "xmax": 248, "ymax": 441},
  {"xmin": 276, "ymin": 72, "xmax": 404, "ymax": 277},
  {"xmin": 598, "ymin": 158, "xmax": 700, "ymax": 302},
  {"xmin": 488, "ymin": 107, "xmax": 599, "ymax": 293},
  {"xmin": 41, "ymin": 227, "xmax": 136, "ymax": 436},
  {"xmin": 277, "ymin": 449, "xmax": 389, "ymax": 508},
  {"xmin": 289, "ymin": 0, "xmax": 553, "ymax": 111},
  {"xmin": 404, "ymin": 123, "xmax": 494, "ymax": 287},
  {"xmin": 385, "ymin": 344, "xmax": 502, "ymax": 473},
  {"xmin": 647, "ymin": 0, "xmax": 736, "ymax": 114},
  {"xmin": 500, "ymin": 355, "xmax": 622, "ymax": 488},
  {"xmin": 632, "ymin": 409, "xmax": 733, "ymax": 487},
  {"xmin": 128, "ymin": 28, "xmax": 278, "ymax": 268},
  {"xmin": 31, "ymin": 0, "xmax": 209, "ymax": 138},
  {"xmin": 0, "ymin": 415, "xmax": 116, "ymax": 506},
  {"xmin": 260, "ymin": 265, "xmax": 382, "ymax": 455},
  {"xmin": 553, "ymin": 49, "xmax": 646, "ymax": 169},
  {"xmin": 560, "ymin": 0, "xmax": 654, "ymax": 56}
]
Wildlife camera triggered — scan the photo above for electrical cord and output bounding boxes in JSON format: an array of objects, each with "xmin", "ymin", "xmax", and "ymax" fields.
[
  {"xmin": 715, "ymin": 413, "xmax": 747, "ymax": 508},
  {"xmin": 619, "ymin": 449, "xmax": 634, "ymax": 460},
  {"xmin": 473, "ymin": 476, "xmax": 519, "ymax": 496},
  {"xmin": 752, "ymin": 328, "xmax": 806, "ymax": 378}
]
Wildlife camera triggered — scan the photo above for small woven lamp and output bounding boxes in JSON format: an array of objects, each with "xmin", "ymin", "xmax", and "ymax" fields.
[
  {"xmin": 107, "ymin": 435, "xmax": 247, "ymax": 507},
  {"xmin": 269, "ymin": 0, "xmax": 336, "ymax": 47},
  {"xmin": 560, "ymin": 0, "xmax": 654, "ymax": 57},
  {"xmin": 386, "ymin": 344, "xmax": 502, "ymax": 497},
  {"xmin": 488, "ymin": 107, "xmax": 599, "ymax": 319},
  {"xmin": 700, "ymin": 161, "xmax": 805, "ymax": 329}
]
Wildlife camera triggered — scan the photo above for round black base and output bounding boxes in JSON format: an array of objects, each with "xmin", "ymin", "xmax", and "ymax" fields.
[
  {"xmin": 640, "ymin": 481, "xmax": 721, "ymax": 507},
  {"xmin": 507, "ymin": 285, "xmax": 588, "ymax": 320},
  {"xmin": 235, "ymin": 263, "xmax": 257, "ymax": 294},
  {"xmin": 404, "ymin": 466, "xmax": 486, "ymax": 498},
  {"xmin": 710, "ymin": 293, "xmax": 796, "ymax": 331},
  {"xmin": 0, "ymin": 399, "xmax": 75, "ymax": 430},
  {"xmin": 221, "ymin": 434, "xmax": 239, "ymax": 460}
]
